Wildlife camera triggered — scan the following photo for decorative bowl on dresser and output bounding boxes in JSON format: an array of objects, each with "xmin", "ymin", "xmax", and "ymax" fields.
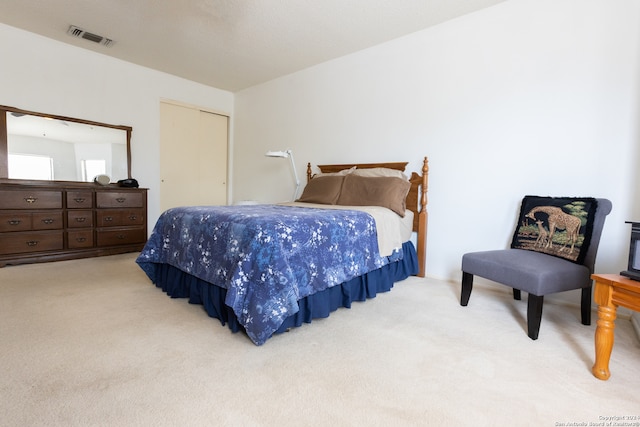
[{"xmin": 0, "ymin": 181, "xmax": 147, "ymax": 267}]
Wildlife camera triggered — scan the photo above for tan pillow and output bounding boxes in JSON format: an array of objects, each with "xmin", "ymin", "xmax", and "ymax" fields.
[
  {"xmin": 296, "ymin": 176, "xmax": 345, "ymax": 204},
  {"xmin": 352, "ymin": 167, "xmax": 408, "ymax": 181},
  {"xmin": 336, "ymin": 175, "xmax": 411, "ymax": 216}
]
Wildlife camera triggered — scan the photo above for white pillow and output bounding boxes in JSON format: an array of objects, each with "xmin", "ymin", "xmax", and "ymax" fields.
[
  {"xmin": 314, "ymin": 165, "xmax": 357, "ymax": 178},
  {"xmin": 352, "ymin": 167, "xmax": 408, "ymax": 181}
]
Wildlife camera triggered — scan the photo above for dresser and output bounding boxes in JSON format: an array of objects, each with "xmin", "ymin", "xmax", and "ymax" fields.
[{"xmin": 0, "ymin": 182, "xmax": 147, "ymax": 267}]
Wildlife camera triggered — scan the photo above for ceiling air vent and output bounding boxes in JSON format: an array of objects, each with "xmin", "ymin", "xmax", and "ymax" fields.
[{"xmin": 67, "ymin": 25, "xmax": 114, "ymax": 47}]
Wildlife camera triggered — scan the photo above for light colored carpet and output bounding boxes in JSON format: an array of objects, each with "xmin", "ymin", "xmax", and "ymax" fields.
[{"xmin": 0, "ymin": 253, "xmax": 638, "ymax": 427}]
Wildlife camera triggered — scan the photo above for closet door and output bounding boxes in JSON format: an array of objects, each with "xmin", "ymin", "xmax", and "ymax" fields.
[{"xmin": 160, "ymin": 102, "xmax": 228, "ymax": 210}]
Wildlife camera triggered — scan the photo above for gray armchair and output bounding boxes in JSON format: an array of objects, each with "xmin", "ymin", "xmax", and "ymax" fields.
[{"xmin": 460, "ymin": 197, "xmax": 612, "ymax": 340}]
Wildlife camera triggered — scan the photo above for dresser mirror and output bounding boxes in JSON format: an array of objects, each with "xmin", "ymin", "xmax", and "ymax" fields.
[{"xmin": 0, "ymin": 105, "xmax": 132, "ymax": 183}]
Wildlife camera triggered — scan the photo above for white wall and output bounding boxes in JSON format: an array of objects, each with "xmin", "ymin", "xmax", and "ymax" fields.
[
  {"xmin": 233, "ymin": 0, "xmax": 640, "ymax": 311},
  {"xmin": 0, "ymin": 23, "xmax": 234, "ymax": 227}
]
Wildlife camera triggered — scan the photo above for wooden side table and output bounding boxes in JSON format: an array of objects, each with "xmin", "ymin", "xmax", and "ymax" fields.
[{"xmin": 591, "ymin": 273, "xmax": 640, "ymax": 380}]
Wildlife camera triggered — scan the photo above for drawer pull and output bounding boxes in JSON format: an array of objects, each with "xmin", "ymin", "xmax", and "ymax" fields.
[
  {"xmin": 74, "ymin": 197, "xmax": 86, "ymax": 203},
  {"xmin": 24, "ymin": 196, "xmax": 38, "ymax": 204},
  {"xmin": 75, "ymin": 237, "xmax": 87, "ymax": 243},
  {"xmin": 41, "ymin": 218, "xmax": 55, "ymax": 225},
  {"xmin": 128, "ymin": 215, "xmax": 137, "ymax": 221},
  {"xmin": 8, "ymin": 219, "xmax": 22, "ymax": 226},
  {"xmin": 75, "ymin": 217, "xmax": 87, "ymax": 223},
  {"xmin": 116, "ymin": 197, "xmax": 126, "ymax": 203},
  {"xmin": 116, "ymin": 234, "xmax": 126, "ymax": 239},
  {"xmin": 104, "ymin": 216, "xmax": 114, "ymax": 222},
  {"xmin": 26, "ymin": 240, "xmax": 39, "ymax": 246}
]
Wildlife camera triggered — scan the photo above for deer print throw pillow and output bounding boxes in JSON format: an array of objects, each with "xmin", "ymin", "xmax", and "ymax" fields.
[{"xmin": 510, "ymin": 196, "xmax": 598, "ymax": 264}]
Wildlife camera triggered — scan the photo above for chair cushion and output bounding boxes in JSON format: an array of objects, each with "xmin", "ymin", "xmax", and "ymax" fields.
[
  {"xmin": 510, "ymin": 196, "xmax": 598, "ymax": 264},
  {"xmin": 462, "ymin": 249, "xmax": 590, "ymax": 296}
]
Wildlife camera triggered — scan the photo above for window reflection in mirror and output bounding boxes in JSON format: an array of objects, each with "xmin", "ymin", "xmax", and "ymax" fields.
[
  {"xmin": 1, "ymin": 108, "xmax": 131, "ymax": 182},
  {"xmin": 9, "ymin": 153, "xmax": 54, "ymax": 180}
]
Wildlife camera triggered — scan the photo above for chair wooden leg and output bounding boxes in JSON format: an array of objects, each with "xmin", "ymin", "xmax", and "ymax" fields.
[
  {"xmin": 527, "ymin": 294, "xmax": 544, "ymax": 340},
  {"xmin": 461, "ymin": 272, "xmax": 473, "ymax": 306},
  {"xmin": 581, "ymin": 286, "xmax": 592, "ymax": 325},
  {"xmin": 513, "ymin": 289, "xmax": 521, "ymax": 300}
]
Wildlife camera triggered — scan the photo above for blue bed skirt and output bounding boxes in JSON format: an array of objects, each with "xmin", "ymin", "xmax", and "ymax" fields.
[{"xmin": 149, "ymin": 241, "xmax": 418, "ymax": 340}]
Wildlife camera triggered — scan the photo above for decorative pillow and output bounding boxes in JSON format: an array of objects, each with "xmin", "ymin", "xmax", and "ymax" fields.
[
  {"xmin": 296, "ymin": 176, "xmax": 345, "ymax": 204},
  {"xmin": 510, "ymin": 196, "xmax": 598, "ymax": 264},
  {"xmin": 336, "ymin": 175, "xmax": 411, "ymax": 216},
  {"xmin": 352, "ymin": 167, "xmax": 408, "ymax": 181}
]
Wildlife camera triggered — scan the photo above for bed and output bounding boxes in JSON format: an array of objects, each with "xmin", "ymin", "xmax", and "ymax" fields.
[{"xmin": 136, "ymin": 157, "xmax": 429, "ymax": 345}]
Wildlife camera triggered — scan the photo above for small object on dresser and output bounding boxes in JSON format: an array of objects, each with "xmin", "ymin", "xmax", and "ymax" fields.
[
  {"xmin": 117, "ymin": 178, "xmax": 139, "ymax": 188},
  {"xmin": 94, "ymin": 174, "xmax": 111, "ymax": 186}
]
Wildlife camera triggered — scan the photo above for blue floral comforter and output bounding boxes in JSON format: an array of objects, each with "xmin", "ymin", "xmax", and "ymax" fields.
[{"xmin": 136, "ymin": 204, "xmax": 403, "ymax": 345}]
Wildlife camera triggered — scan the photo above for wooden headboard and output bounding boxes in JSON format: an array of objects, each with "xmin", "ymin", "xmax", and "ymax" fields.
[{"xmin": 305, "ymin": 157, "xmax": 429, "ymax": 277}]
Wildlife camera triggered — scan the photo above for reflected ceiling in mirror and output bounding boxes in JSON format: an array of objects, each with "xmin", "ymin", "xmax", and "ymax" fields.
[{"xmin": 2, "ymin": 107, "xmax": 131, "ymax": 182}]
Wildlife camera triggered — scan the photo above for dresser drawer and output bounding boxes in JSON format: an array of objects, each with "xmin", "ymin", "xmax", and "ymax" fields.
[
  {"xmin": 96, "ymin": 209, "xmax": 145, "ymax": 227},
  {"xmin": 0, "ymin": 213, "xmax": 31, "ymax": 232},
  {"xmin": 67, "ymin": 210, "xmax": 94, "ymax": 228},
  {"xmin": 0, "ymin": 212, "xmax": 63, "ymax": 232},
  {"xmin": 0, "ymin": 190, "xmax": 62, "ymax": 209},
  {"xmin": 32, "ymin": 212, "xmax": 64, "ymax": 230},
  {"xmin": 67, "ymin": 230, "xmax": 94, "ymax": 249},
  {"xmin": 96, "ymin": 227, "xmax": 146, "ymax": 247},
  {"xmin": 66, "ymin": 191, "xmax": 94, "ymax": 209},
  {"xmin": 96, "ymin": 192, "xmax": 144, "ymax": 208},
  {"xmin": 0, "ymin": 231, "xmax": 64, "ymax": 255}
]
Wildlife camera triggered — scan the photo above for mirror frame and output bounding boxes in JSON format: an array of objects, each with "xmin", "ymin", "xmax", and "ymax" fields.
[{"xmin": 0, "ymin": 104, "xmax": 132, "ymax": 182}]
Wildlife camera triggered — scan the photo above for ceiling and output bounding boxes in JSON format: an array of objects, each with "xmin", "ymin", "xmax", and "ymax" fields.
[{"xmin": 0, "ymin": 0, "xmax": 505, "ymax": 92}]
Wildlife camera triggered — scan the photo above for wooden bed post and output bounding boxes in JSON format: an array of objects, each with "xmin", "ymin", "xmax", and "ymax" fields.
[
  {"xmin": 417, "ymin": 157, "xmax": 428, "ymax": 278},
  {"xmin": 306, "ymin": 163, "xmax": 312, "ymax": 182}
]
